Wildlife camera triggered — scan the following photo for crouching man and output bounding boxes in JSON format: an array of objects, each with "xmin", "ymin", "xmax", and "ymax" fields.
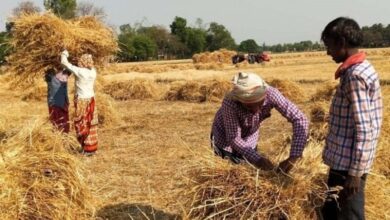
[{"xmin": 211, "ymin": 72, "xmax": 309, "ymax": 173}]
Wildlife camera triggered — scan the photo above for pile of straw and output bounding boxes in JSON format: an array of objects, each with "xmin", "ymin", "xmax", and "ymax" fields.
[
  {"xmin": 192, "ymin": 49, "xmax": 236, "ymax": 64},
  {"xmin": 0, "ymin": 119, "xmax": 94, "ymax": 220},
  {"xmin": 268, "ymin": 79, "xmax": 306, "ymax": 103},
  {"xmin": 165, "ymin": 79, "xmax": 231, "ymax": 103},
  {"xmin": 182, "ymin": 138, "xmax": 390, "ymax": 219},
  {"xmin": 95, "ymin": 92, "xmax": 119, "ymax": 127},
  {"xmin": 102, "ymin": 62, "xmax": 194, "ymax": 75},
  {"xmin": 183, "ymin": 141, "xmax": 329, "ymax": 219},
  {"xmin": 309, "ymin": 101, "xmax": 330, "ymax": 142},
  {"xmin": 7, "ymin": 12, "xmax": 118, "ymax": 87},
  {"xmin": 310, "ymin": 81, "xmax": 337, "ymax": 102},
  {"xmin": 194, "ymin": 63, "xmax": 224, "ymax": 70},
  {"xmin": 20, "ymin": 84, "xmax": 47, "ymax": 101},
  {"xmin": 103, "ymin": 79, "xmax": 161, "ymax": 101}
]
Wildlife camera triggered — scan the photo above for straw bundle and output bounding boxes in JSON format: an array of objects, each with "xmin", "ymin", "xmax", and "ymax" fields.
[
  {"xmin": 165, "ymin": 80, "xmax": 231, "ymax": 103},
  {"xmin": 183, "ymin": 141, "xmax": 329, "ymax": 219},
  {"xmin": 310, "ymin": 101, "xmax": 330, "ymax": 123},
  {"xmin": 103, "ymin": 79, "xmax": 161, "ymax": 100},
  {"xmin": 308, "ymin": 101, "xmax": 330, "ymax": 142},
  {"xmin": 192, "ymin": 49, "xmax": 236, "ymax": 64},
  {"xmin": 95, "ymin": 92, "xmax": 119, "ymax": 127},
  {"xmin": 310, "ymin": 81, "xmax": 337, "ymax": 102},
  {"xmin": 268, "ymin": 79, "xmax": 306, "ymax": 103},
  {"xmin": 183, "ymin": 139, "xmax": 390, "ymax": 219},
  {"xmin": 20, "ymin": 84, "xmax": 47, "ymax": 101},
  {"xmin": 7, "ymin": 12, "xmax": 118, "ymax": 87},
  {"xmin": 0, "ymin": 119, "xmax": 94, "ymax": 220},
  {"xmin": 194, "ymin": 63, "xmax": 224, "ymax": 70}
]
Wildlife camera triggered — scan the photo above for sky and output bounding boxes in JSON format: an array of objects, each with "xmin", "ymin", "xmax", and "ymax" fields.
[{"xmin": 1, "ymin": 0, "xmax": 390, "ymax": 45}]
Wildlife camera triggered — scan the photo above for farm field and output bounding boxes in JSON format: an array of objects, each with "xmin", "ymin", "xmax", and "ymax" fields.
[{"xmin": 0, "ymin": 49, "xmax": 389, "ymax": 219}]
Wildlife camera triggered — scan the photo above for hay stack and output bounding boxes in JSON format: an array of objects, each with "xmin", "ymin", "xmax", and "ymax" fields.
[
  {"xmin": 7, "ymin": 12, "xmax": 118, "ymax": 87},
  {"xmin": 20, "ymin": 84, "xmax": 47, "ymax": 101},
  {"xmin": 192, "ymin": 49, "xmax": 236, "ymax": 64},
  {"xmin": 310, "ymin": 101, "xmax": 329, "ymax": 123},
  {"xmin": 103, "ymin": 79, "xmax": 161, "ymax": 101},
  {"xmin": 268, "ymin": 79, "xmax": 306, "ymax": 103},
  {"xmin": 183, "ymin": 141, "xmax": 329, "ymax": 219},
  {"xmin": 95, "ymin": 92, "xmax": 119, "ymax": 127},
  {"xmin": 0, "ymin": 119, "xmax": 94, "ymax": 220},
  {"xmin": 182, "ymin": 140, "xmax": 390, "ymax": 219},
  {"xmin": 165, "ymin": 80, "xmax": 231, "ymax": 103},
  {"xmin": 309, "ymin": 101, "xmax": 330, "ymax": 141},
  {"xmin": 310, "ymin": 81, "xmax": 337, "ymax": 102}
]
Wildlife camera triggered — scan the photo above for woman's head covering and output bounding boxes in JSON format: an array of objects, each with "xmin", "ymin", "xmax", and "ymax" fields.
[
  {"xmin": 227, "ymin": 72, "xmax": 268, "ymax": 103},
  {"xmin": 78, "ymin": 54, "xmax": 94, "ymax": 69}
]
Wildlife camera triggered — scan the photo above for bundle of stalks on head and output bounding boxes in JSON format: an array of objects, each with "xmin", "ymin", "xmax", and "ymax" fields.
[
  {"xmin": 182, "ymin": 141, "xmax": 329, "ymax": 219},
  {"xmin": 165, "ymin": 79, "xmax": 231, "ymax": 103},
  {"xmin": 20, "ymin": 84, "xmax": 47, "ymax": 101},
  {"xmin": 7, "ymin": 12, "xmax": 118, "ymax": 88},
  {"xmin": 310, "ymin": 81, "xmax": 338, "ymax": 102},
  {"xmin": 0, "ymin": 119, "xmax": 94, "ymax": 220},
  {"xmin": 268, "ymin": 79, "xmax": 306, "ymax": 103},
  {"xmin": 103, "ymin": 79, "xmax": 161, "ymax": 101}
]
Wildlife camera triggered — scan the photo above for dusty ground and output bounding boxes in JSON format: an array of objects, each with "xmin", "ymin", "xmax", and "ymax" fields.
[{"xmin": 0, "ymin": 49, "xmax": 389, "ymax": 219}]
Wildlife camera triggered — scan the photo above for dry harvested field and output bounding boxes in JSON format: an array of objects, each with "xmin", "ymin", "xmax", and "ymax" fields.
[{"xmin": 0, "ymin": 48, "xmax": 389, "ymax": 219}]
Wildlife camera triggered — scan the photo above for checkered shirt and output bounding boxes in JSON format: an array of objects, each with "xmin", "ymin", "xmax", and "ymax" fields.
[
  {"xmin": 323, "ymin": 60, "xmax": 383, "ymax": 177},
  {"xmin": 211, "ymin": 87, "xmax": 309, "ymax": 165}
]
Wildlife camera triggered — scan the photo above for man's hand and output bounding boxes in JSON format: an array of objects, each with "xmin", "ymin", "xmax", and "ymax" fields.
[
  {"xmin": 277, "ymin": 156, "xmax": 300, "ymax": 174},
  {"xmin": 254, "ymin": 156, "xmax": 275, "ymax": 171},
  {"xmin": 344, "ymin": 175, "xmax": 361, "ymax": 198}
]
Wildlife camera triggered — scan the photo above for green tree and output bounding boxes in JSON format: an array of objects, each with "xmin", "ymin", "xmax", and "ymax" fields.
[
  {"xmin": 206, "ymin": 22, "xmax": 236, "ymax": 51},
  {"xmin": 138, "ymin": 25, "xmax": 171, "ymax": 58},
  {"xmin": 117, "ymin": 24, "xmax": 157, "ymax": 61},
  {"xmin": 0, "ymin": 32, "xmax": 11, "ymax": 65},
  {"xmin": 169, "ymin": 16, "xmax": 207, "ymax": 57},
  {"xmin": 170, "ymin": 16, "xmax": 188, "ymax": 43},
  {"xmin": 131, "ymin": 35, "xmax": 157, "ymax": 60},
  {"xmin": 238, "ymin": 39, "xmax": 260, "ymax": 53},
  {"xmin": 166, "ymin": 34, "xmax": 188, "ymax": 59},
  {"xmin": 44, "ymin": 0, "xmax": 76, "ymax": 19},
  {"xmin": 186, "ymin": 28, "xmax": 206, "ymax": 54},
  {"xmin": 117, "ymin": 24, "xmax": 135, "ymax": 61}
]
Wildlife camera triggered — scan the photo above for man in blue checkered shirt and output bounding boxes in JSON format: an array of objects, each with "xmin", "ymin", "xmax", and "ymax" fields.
[{"xmin": 320, "ymin": 17, "xmax": 383, "ymax": 220}]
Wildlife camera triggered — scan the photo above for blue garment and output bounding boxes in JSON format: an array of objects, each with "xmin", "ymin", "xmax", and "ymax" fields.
[{"xmin": 45, "ymin": 69, "xmax": 69, "ymax": 109}]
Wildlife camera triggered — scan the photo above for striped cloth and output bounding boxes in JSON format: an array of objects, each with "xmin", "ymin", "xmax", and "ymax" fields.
[
  {"xmin": 323, "ymin": 60, "xmax": 383, "ymax": 177},
  {"xmin": 211, "ymin": 87, "xmax": 309, "ymax": 166},
  {"xmin": 74, "ymin": 97, "xmax": 98, "ymax": 153}
]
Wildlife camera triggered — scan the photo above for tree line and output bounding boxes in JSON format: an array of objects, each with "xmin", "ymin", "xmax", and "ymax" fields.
[{"xmin": 1, "ymin": 0, "xmax": 390, "ymax": 64}]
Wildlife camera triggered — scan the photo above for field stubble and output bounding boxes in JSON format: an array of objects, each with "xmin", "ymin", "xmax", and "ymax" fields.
[{"xmin": 0, "ymin": 49, "xmax": 389, "ymax": 219}]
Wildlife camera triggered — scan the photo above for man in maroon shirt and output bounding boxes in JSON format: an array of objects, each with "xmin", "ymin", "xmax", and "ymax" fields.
[{"xmin": 211, "ymin": 72, "xmax": 309, "ymax": 173}]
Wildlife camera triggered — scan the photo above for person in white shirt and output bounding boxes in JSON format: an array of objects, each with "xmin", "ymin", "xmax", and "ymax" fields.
[{"xmin": 61, "ymin": 50, "xmax": 98, "ymax": 155}]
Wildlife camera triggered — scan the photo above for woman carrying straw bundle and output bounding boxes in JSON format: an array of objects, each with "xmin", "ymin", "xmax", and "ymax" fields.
[
  {"xmin": 211, "ymin": 72, "xmax": 309, "ymax": 173},
  {"xmin": 61, "ymin": 50, "xmax": 98, "ymax": 156},
  {"xmin": 45, "ymin": 65, "xmax": 71, "ymax": 133}
]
